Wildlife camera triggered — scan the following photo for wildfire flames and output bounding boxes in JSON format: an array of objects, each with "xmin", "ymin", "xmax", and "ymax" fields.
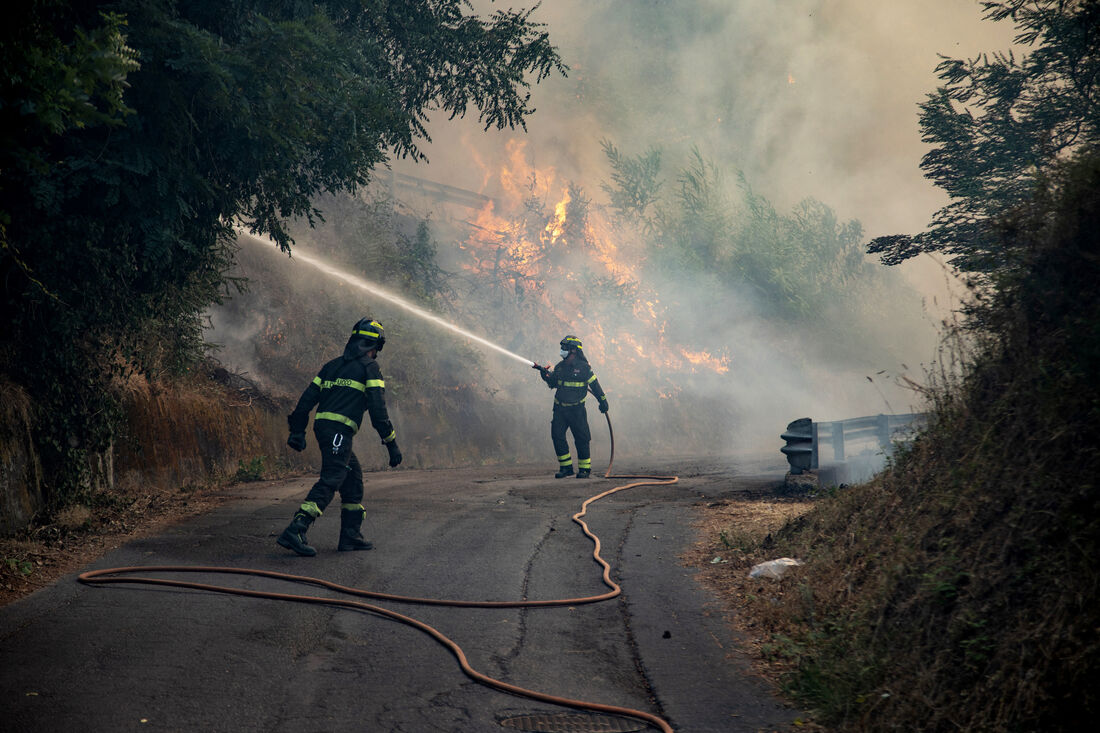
[{"xmin": 456, "ymin": 140, "xmax": 730, "ymax": 395}]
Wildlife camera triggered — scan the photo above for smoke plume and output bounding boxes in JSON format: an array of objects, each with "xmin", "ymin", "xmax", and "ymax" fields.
[{"xmin": 208, "ymin": 0, "xmax": 1019, "ymax": 464}]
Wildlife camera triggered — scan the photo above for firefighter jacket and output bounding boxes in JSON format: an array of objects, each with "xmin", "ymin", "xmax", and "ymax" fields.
[
  {"xmin": 541, "ymin": 356, "xmax": 607, "ymax": 408},
  {"xmin": 288, "ymin": 337, "xmax": 396, "ymax": 443}
]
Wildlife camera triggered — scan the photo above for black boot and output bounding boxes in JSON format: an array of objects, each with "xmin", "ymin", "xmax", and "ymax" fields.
[
  {"xmin": 576, "ymin": 468, "xmax": 591, "ymax": 479},
  {"xmin": 277, "ymin": 511, "xmax": 317, "ymax": 557},
  {"xmin": 555, "ymin": 465, "xmax": 574, "ymax": 478},
  {"xmin": 338, "ymin": 507, "xmax": 373, "ymax": 551}
]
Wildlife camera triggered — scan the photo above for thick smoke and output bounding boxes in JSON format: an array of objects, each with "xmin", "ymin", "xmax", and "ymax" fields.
[
  {"xmin": 387, "ymin": 2, "xmax": 1016, "ymax": 446},
  {"xmin": 208, "ymin": 0, "xmax": 1019, "ymax": 463},
  {"xmin": 435, "ymin": 1, "xmax": 1016, "ymax": 232},
  {"xmin": 404, "ymin": 0, "xmax": 1016, "ymax": 310}
]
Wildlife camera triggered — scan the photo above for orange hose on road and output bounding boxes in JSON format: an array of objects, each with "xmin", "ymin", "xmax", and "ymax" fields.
[{"xmin": 79, "ymin": 416, "xmax": 678, "ymax": 732}]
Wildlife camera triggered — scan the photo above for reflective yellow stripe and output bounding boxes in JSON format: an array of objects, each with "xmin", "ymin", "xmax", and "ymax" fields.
[
  {"xmin": 354, "ymin": 322, "xmax": 382, "ymax": 338},
  {"xmin": 300, "ymin": 501, "xmax": 322, "ymax": 517},
  {"xmin": 320, "ymin": 377, "xmax": 367, "ymax": 392},
  {"xmin": 316, "ymin": 412, "xmax": 359, "ymax": 431},
  {"xmin": 562, "ymin": 380, "xmax": 586, "ymax": 387},
  {"xmin": 558, "ymin": 453, "xmax": 572, "ymax": 466},
  {"xmin": 365, "ymin": 379, "xmax": 385, "ymax": 389},
  {"xmin": 555, "ymin": 398, "xmax": 586, "ymax": 406},
  {"xmin": 382, "ymin": 430, "xmax": 396, "ymax": 443},
  {"xmin": 578, "ymin": 458, "xmax": 591, "ymax": 469},
  {"xmin": 341, "ymin": 503, "xmax": 365, "ymax": 512},
  {"xmin": 586, "ymin": 375, "xmax": 597, "ymax": 384},
  {"xmin": 312, "ymin": 376, "xmax": 322, "ymax": 387}
]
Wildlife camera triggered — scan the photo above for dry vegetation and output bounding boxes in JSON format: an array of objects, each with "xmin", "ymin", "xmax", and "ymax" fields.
[
  {"xmin": 686, "ymin": 495, "xmax": 816, "ymax": 661},
  {"xmin": 0, "ymin": 480, "xmax": 231, "ymax": 607},
  {"xmin": 0, "ymin": 366, "xmax": 309, "ymax": 608},
  {"xmin": 689, "ymin": 157, "xmax": 1100, "ymax": 731}
]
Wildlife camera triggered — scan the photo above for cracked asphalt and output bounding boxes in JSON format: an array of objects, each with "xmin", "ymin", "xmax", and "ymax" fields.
[{"xmin": 0, "ymin": 459, "xmax": 799, "ymax": 732}]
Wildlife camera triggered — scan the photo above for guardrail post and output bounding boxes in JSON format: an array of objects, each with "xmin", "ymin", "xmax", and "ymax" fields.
[
  {"xmin": 877, "ymin": 413, "xmax": 891, "ymax": 450},
  {"xmin": 780, "ymin": 417, "xmax": 814, "ymax": 474},
  {"xmin": 832, "ymin": 421, "xmax": 845, "ymax": 462},
  {"xmin": 811, "ymin": 421, "xmax": 820, "ymax": 469}
]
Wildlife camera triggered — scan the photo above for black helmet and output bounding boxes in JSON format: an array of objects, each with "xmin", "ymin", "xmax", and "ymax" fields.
[
  {"xmin": 560, "ymin": 335, "xmax": 582, "ymax": 353},
  {"xmin": 352, "ymin": 318, "xmax": 386, "ymax": 351}
]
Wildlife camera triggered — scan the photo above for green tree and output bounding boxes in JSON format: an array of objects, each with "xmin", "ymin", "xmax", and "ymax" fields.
[
  {"xmin": 601, "ymin": 143, "xmax": 870, "ymax": 321},
  {"xmin": 600, "ymin": 138, "xmax": 663, "ymax": 222},
  {"xmin": 868, "ymin": 0, "xmax": 1100, "ymax": 275},
  {"xmin": 0, "ymin": 0, "xmax": 565, "ymax": 509},
  {"xmin": 732, "ymin": 181, "xmax": 867, "ymax": 320},
  {"xmin": 0, "ymin": 3, "xmax": 139, "ymax": 290}
]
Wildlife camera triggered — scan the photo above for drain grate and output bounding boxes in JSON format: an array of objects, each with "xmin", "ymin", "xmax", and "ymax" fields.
[{"xmin": 499, "ymin": 712, "xmax": 647, "ymax": 732}]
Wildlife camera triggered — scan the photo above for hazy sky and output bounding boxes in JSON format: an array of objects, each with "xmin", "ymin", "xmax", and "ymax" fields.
[
  {"xmin": 214, "ymin": 2, "xmax": 1027, "ymax": 454},
  {"xmin": 393, "ymin": 0, "xmax": 1019, "ymax": 309}
]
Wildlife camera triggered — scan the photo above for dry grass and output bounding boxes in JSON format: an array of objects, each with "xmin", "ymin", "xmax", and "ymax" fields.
[
  {"xmin": 0, "ymin": 370, "xmax": 304, "ymax": 608},
  {"xmin": 0, "ymin": 480, "xmax": 231, "ymax": 606},
  {"xmin": 685, "ymin": 496, "xmax": 817, "ymax": 683},
  {"xmin": 687, "ymin": 156, "xmax": 1100, "ymax": 731}
]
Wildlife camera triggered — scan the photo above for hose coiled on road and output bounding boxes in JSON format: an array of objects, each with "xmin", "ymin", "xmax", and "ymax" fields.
[{"xmin": 80, "ymin": 414, "xmax": 678, "ymax": 732}]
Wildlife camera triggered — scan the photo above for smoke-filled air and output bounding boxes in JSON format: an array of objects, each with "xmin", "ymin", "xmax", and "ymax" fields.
[{"xmin": 207, "ymin": 0, "xmax": 1014, "ymax": 465}]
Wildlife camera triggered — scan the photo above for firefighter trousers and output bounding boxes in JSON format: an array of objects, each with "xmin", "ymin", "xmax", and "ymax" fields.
[
  {"xmin": 551, "ymin": 403, "xmax": 591, "ymax": 466},
  {"xmin": 304, "ymin": 421, "xmax": 364, "ymax": 512}
]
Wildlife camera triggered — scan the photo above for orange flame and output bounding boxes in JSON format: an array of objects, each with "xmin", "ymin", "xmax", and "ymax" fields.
[{"xmin": 455, "ymin": 139, "xmax": 731, "ymax": 395}]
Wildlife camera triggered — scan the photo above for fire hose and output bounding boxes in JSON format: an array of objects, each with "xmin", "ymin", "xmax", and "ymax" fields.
[{"xmin": 79, "ymin": 413, "xmax": 679, "ymax": 732}]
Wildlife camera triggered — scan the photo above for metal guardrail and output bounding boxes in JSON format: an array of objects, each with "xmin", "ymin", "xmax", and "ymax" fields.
[
  {"xmin": 781, "ymin": 413, "xmax": 927, "ymax": 476},
  {"xmin": 389, "ymin": 172, "xmax": 497, "ymax": 210}
]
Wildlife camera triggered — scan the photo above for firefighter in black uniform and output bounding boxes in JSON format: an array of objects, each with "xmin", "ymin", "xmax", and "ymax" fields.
[
  {"xmin": 534, "ymin": 335, "xmax": 609, "ymax": 478},
  {"xmin": 278, "ymin": 318, "xmax": 403, "ymax": 556}
]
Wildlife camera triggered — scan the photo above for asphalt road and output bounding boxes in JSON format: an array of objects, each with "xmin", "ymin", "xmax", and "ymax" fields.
[{"xmin": 0, "ymin": 457, "xmax": 799, "ymax": 733}]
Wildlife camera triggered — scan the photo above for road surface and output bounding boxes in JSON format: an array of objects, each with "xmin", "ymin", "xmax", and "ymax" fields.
[{"xmin": 1, "ymin": 458, "xmax": 799, "ymax": 732}]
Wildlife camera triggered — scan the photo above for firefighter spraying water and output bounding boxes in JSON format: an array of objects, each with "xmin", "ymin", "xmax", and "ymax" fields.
[
  {"xmin": 278, "ymin": 243, "xmax": 616, "ymax": 482},
  {"xmin": 532, "ymin": 335, "xmax": 610, "ymax": 479},
  {"xmin": 72, "ymin": 242, "xmax": 680, "ymax": 732}
]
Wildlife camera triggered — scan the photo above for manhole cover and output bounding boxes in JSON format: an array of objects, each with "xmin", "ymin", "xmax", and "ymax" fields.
[{"xmin": 499, "ymin": 712, "xmax": 647, "ymax": 732}]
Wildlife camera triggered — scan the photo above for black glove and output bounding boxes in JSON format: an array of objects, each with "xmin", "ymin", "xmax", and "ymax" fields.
[
  {"xmin": 599, "ymin": 399, "xmax": 610, "ymax": 414},
  {"xmin": 287, "ymin": 432, "xmax": 307, "ymax": 452},
  {"xmin": 385, "ymin": 440, "xmax": 403, "ymax": 467}
]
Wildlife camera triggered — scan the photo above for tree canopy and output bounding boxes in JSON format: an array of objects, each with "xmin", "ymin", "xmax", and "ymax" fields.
[
  {"xmin": 868, "ymin": 0, "xmax": 1100, "ymax": 275},
  {"xmin": 601, "ymin": 143, "xmax": 874, "ymax": 323},
  {"xmin": 0, "ymin": 0, "xmax": 564, "ymax": 507}
]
